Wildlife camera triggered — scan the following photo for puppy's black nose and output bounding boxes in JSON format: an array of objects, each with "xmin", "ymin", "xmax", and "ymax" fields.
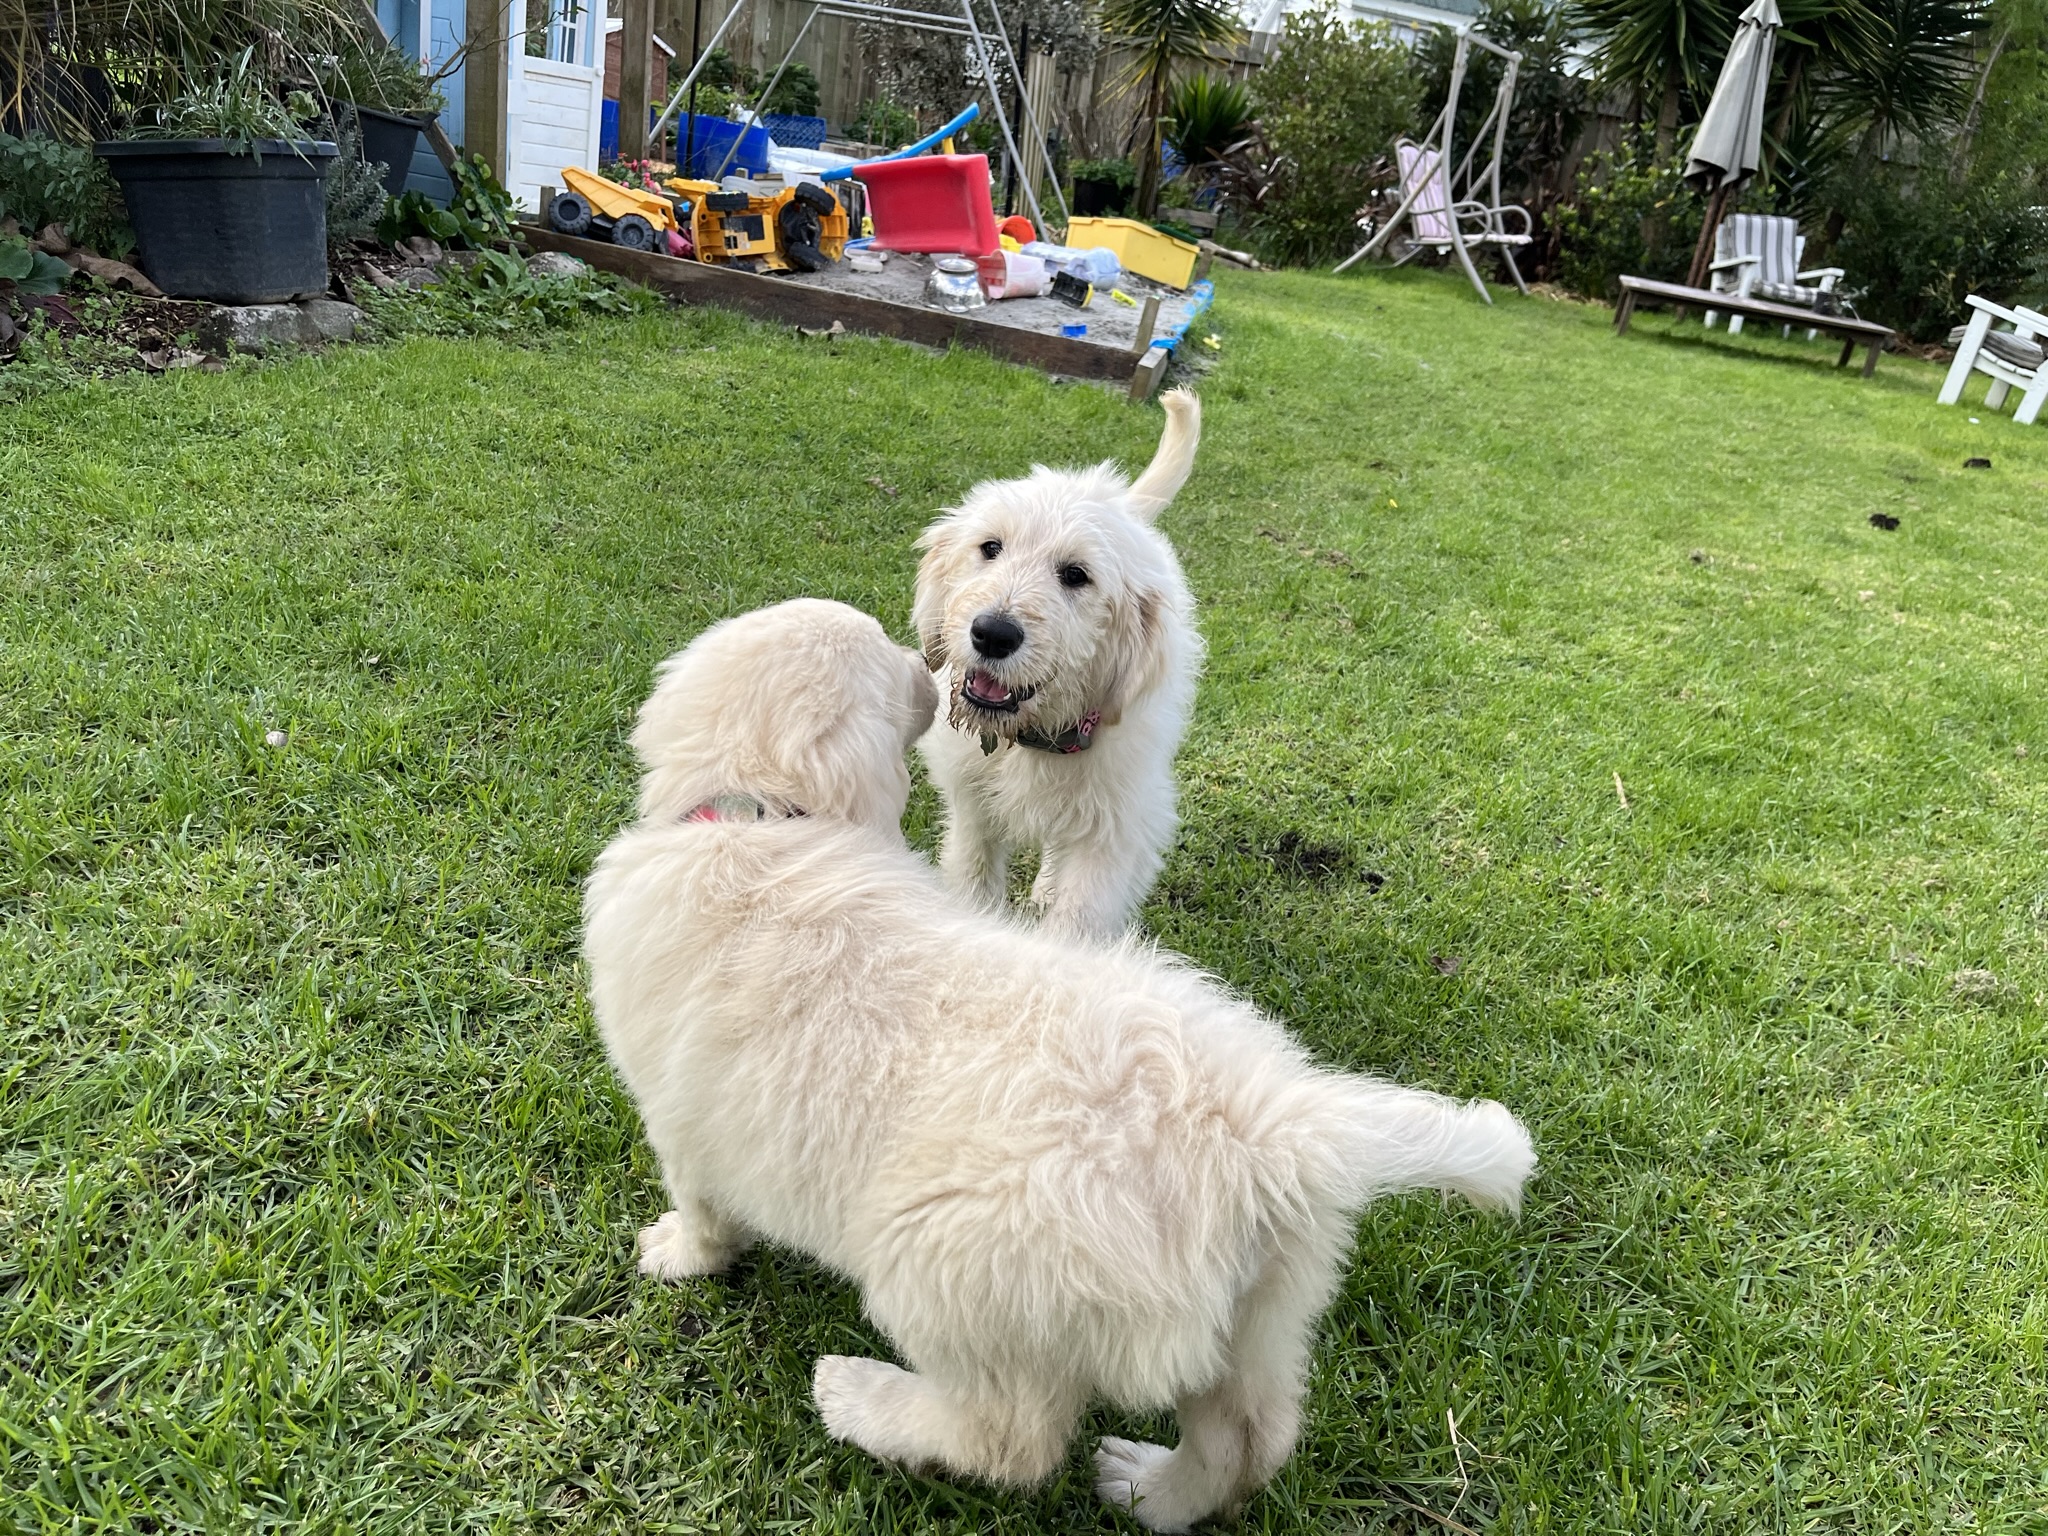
[{"xmin": 970, "ymin": 612, "xmax": 1025, "ymax": 659}]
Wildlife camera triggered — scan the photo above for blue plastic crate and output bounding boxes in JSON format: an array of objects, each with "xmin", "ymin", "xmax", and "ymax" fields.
[
  {"xmin": 673, "ymin": 113, "xmax": 775, "ymax": 178},
  {"xmin": 760, "ymin": 113, "xmax": 828, "ymax": 151}
]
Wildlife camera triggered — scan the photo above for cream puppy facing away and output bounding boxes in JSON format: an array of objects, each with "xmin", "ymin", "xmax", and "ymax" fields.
[
  {"xmin": 582, "ymin": 598, "xmax": 1537, "ymax": 1533},
  {"xmin": 912, "ymin": 389, "xmax": 1204, "ymax": 941}
]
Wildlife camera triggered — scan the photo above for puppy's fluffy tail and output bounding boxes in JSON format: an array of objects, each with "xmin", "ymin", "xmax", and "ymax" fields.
[
  {"xmin": 1126, "ymin": 388, "xmax": 1200, "ymax": 522},
  {"xmin": 1292, "ymin": 1077, "xmax": 1536, "ymax": 1217}
]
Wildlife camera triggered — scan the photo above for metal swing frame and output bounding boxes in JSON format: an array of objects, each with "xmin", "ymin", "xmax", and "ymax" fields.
[
  {"xmin": 1334, "ymin": 26, "xmax": 1529, "ymax": 303},
  {"xmin": 645, "ymin": 0, "xmax": 1069, "ymax": 234}
]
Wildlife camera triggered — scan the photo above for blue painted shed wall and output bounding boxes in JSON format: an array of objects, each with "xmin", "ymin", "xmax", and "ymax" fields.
[{"xmin": 373, "ymin": 0, "xmax": 462, "ymax": 203}]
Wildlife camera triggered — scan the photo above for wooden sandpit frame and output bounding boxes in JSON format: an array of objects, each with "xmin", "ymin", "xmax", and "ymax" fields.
[{"xmin": 520, "ymin": 223, "xmax": 1179, "ymax": 401}]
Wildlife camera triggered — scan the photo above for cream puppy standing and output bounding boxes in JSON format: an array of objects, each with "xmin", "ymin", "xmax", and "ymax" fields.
[
  {"xmin": 913, "ymin": 389, "xmax": 1203, "ymax": 940},
  {"xmin": 583, "ymin": 598, "xmax": 1536, "ymax": 1533}
]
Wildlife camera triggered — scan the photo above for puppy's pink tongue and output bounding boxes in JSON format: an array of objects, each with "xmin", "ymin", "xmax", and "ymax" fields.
[{"xmin": 969, "ymin": 670, "xmax": 1009, "ymax": 700}]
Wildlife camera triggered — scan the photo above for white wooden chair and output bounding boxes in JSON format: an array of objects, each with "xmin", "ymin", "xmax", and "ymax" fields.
[
  {"xmin": 1704, "ymin": 213, "xmax": 1846, "ymax": 338},
  {"xmin": 1939, "ymin": 294, "xmax": 2048, "ymax": 425}
]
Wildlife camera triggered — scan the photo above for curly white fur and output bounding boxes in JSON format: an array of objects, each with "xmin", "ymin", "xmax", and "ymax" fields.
[
  {"xmin": 583, "ymin": 598, "xmax": 1537, "ymax": 1533},
  {"xmin": 912, "ymin": 389, "xmax": 1205, "ymax": 941}
]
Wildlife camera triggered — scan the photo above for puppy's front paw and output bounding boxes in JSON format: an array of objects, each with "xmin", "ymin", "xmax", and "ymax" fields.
[
  {"xmin": 1094, "ymin": 1437, "xmax": 1186, "ymax": 1533},
  {"xmin": 637, "ymin": 1209, "xmax": 732, "ymax": 1280}
]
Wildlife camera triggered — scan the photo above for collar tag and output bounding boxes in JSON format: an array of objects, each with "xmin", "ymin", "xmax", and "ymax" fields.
[{"xmin": 683, "ymin": 794, "xmax": 770, "ymax": 823}]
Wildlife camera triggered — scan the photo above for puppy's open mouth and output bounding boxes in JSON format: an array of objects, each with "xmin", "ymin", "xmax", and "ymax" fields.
[{"xmin": 961, "ymin": 668, "xmax": 1037, "ymax": 714}]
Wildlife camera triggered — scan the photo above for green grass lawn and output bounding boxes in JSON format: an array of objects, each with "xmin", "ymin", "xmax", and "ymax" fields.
[{"xmin": 5, "ymin": 266, "xmax": 2046, "ymax": 1534}]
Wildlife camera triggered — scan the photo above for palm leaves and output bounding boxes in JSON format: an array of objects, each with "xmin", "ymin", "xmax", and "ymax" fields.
[
  {"xmin": 1817, "ymin": 0, "xmax": 1981, "ymax": 160},
  {"xmin": 1573, "ymin": 0, "xmax": 1987, "ymax": 184},
  {"xmin": 1569, "ymin": 0, "xmax": 1735, "ymax": 151},
  {"xmin": 1098, "ymin": 0, "xmax": 1243, "ymax": 214},
  {"xmin": 1161, "ymin": 72, "xmax": 1250, "ymax": 167}
]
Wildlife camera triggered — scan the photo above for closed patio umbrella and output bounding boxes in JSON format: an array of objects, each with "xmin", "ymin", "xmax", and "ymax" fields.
[{"xmin": 1682, "ymin": 0, "xmax": 1781, "ymax": 288}]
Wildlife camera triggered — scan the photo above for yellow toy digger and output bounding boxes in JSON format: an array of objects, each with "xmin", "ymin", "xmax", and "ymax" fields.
[
  {"xmin": 664, "ymin": 175, "xmax": 847, "ymax": 273},
  {"xmin": 548, "ymin": 165, "xmax": 681, "ymax": 253}
]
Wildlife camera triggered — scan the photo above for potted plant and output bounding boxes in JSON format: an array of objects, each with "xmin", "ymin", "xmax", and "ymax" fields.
[
  {"xmin": 325, "ymin": 42, "xmax": 447, "ymax": 198},
  {"xmin": 1069, "ymin": 157, "xmax": 1135, "ymax": 218},
  {"xmin": 95, "ymin": 49, "xmax": 338, "ymax": 304}
]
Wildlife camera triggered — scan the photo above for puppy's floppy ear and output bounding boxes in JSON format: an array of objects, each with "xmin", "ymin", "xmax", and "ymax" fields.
[
  {"xmin": 911, "ymin": 515, "xmax": 965, "ymax": 672},
  {"xmin": 1096, "ymin": 586, "xmax": 1172, "ymax": 728},
  {"xmin": 1125, "ymin": 389, "xmax": 1200, "ymax": 524}
]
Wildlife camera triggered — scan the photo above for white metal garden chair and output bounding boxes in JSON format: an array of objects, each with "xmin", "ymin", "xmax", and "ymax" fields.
[
  {"xmin": 1938, "ymin": 294, "xmax": 2048, "ymax": 426},
  {"xmin": 1703, "ymin": 213, "xmax": 1846, "ymax": 338}
]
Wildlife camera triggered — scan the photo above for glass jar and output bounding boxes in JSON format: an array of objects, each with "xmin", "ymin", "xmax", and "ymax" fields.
[{"xmin": 923, "ymin": 256, "xmax": 986, "ymax": 313}]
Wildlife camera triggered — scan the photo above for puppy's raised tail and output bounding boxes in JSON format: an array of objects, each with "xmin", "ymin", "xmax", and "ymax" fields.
[
  {"xmin": 1126, "ymin": 388, "xmax": 1201, "ymax": 523},
  {"xmin": 1290, "ymin": 1077, "xmax": 1536, "ymax": 1217}
]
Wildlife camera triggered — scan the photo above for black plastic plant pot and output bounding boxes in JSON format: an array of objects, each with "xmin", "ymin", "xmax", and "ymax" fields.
[
  {"xmin": 1072, "ymin": 177, "xmax": 1125, "ymax": 218},
  {"xmin": 353, "ymin": 106, "xmax": 432, "ymax": 197},
  {"xmin": 95, "ymin": 138, "xmax": 338, "ymax": 304}
]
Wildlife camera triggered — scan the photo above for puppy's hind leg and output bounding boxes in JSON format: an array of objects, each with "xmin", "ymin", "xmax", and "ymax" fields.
[
  {"xmin": 1096, "ymin": 1234, "xmax": 1340, "ymax": 1531},
  {"xmin": 814, "ymin": 1356, "xmax": 1077, "ymax": 1488}
]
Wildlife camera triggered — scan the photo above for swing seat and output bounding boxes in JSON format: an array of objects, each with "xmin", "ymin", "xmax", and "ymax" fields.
[
  {"xmin": 1334, "ymin": 27, "xmax": 1531, "ymax": 303},
  {"xmin": 1386, "ymin": 140, "xmax": 1532, "ymax": 258}
]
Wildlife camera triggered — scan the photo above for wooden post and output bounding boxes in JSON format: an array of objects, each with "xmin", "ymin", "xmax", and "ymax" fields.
[
  {"xmin": 1129, "ymin": 347, "xmax": 1169, "ymax": 401},
  {"xmin": 1131, "ymin": 294, "xmax": 1159, "ymax": 354},
  {"xmin": 620, "ymin": 0, "xmax": 655, "ymax": 162},
  {"xmin": 465, "ymin": 0, "xmax": 511, "ymax": 182}
]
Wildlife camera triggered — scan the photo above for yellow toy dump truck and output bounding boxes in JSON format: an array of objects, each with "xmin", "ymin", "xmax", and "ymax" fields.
[
  {"xmin": 549, "ymin": 165, "xmax": 681, "ymax": 253},
  {"xmin": 664, "ymin": 176, "xmax": 847, "ymax": 273}
]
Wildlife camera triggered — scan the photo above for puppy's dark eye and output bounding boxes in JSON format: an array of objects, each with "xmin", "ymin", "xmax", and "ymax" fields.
[
  {"xmin": 1058, "ymin": 564, "xmax": 1091, "ymax": 589},
  {"xmin": 979, "ymin": 539, "xmax": 1002, "ymax": 560}
]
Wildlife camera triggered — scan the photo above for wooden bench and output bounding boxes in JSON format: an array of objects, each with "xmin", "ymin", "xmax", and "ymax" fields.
[{"xmin": 1615, "ymin": 274, "xmax": 1893, "ymax": 377}]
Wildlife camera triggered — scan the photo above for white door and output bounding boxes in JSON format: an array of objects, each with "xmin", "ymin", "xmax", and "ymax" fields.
[{"xmin": 507, "ymin": 0, "xmax": 603, "ymax": 213}]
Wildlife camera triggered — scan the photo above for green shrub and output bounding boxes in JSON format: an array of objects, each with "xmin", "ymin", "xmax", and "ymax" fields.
[
  {"xmin": 1827, "ymin": 167, "xmax": 2048, "ymax": 341},
  {"xmin": 323, "ymin": 40, "xmax": 447, "ymax": 117},
  {"xmin": 358, "ymin": 248, "xmax": 659, "ymax": 337},
  {"xmin": 0, "ymin": 133, "xmax": 134, "ymax": 258},
  {"xmin": 1070, "ymin": 157, "xmax": 1136, "ymax": 189},
  {"xmin": 378, "ymin": 153, "xmax": 515, "ymax": 250},
  {"xmin": 760, "ymin": 61, "xmax": 822, "ymax": 117},
  {"xmin": 1554, "ymin": 139, "xmax": 1703, "ymax": 299},
  {"xmin": 846, "ymin": 98, "xmax": 916, "ymax": 148},
  {"xmin": 126, "ymin": 47, "xmax": 315, "ymax": 149},
  {"xmin": 322, "ymin": 113, "xmax": 389, "ymax": 249},
  {"xmin": 1247, "ymin": 4, "xmax": 1420, "ymax": 266}
]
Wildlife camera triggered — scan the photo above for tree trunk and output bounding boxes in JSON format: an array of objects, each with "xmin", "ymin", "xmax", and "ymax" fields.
[
  {"xmin": 1821, "ymin": 119, "xmax": 1887, "ymax": 251},
  {"xmin": 1952, "ymin": 23, "xmax": 2010, "ymax": 186},
  {"xmin": 1653, "ymin": 64, "xmax": 1681, "ymax": 160},
  {"xmin": 1135, "ymin": 55, "xmax": 1168, "ymax": 218},
  {"xmin": 1644, "ymin": 62, "xmax": 1682, "ymax": 267},
  {"xmin": 1762, "ymin": 50, "xmax": 1804, "ymax": 183}
]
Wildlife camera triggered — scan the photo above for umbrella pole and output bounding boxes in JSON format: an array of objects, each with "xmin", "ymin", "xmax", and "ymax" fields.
[{"xmin": 1686, "ymin": 182, "xmax": 1733, "ymax": 291}]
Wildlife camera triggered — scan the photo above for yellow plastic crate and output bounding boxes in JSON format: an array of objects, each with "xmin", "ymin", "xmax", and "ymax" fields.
[{"xmin": 1063, "ymin": 216, "xmax": 1200, "ymax": 289}]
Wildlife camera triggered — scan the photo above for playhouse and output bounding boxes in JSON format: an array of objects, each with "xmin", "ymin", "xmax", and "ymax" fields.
[{"xmin": 371, "ymin": 0, "xmax": 605, "ymax": 213}]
